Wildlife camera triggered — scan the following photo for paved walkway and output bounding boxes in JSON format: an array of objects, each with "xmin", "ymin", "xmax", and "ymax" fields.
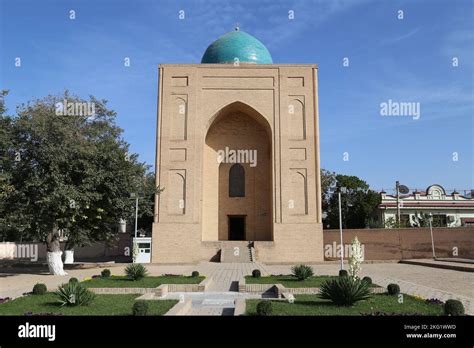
[
  {"xmin": 262, "ymin": 262, "xmax": 474, "ymax": 314},
  {"xmin": 196, "ymin": 262, "xmax": 266, "ymax": 291},
  {"xmin": 1, "ymin": 261, "xmax": 473, "ymax": 315},
  {"xmin": 0, "ymin": 264, "xmax": 192, "ymax": 299}
]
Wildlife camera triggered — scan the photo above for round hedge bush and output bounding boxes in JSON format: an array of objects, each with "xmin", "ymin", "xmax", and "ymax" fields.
[
  {"xmin": 101, "ymin": 269, "xmax": 111, "ymax": 278},
  {"xmin": 362, "ymin": 276, "xmax": 372, "ymax": 285},
  {"xmin": 191, "ymin": 271, "xmax": 200, "ymax": 277},
  {"xmin": 32, "ymin": 283, "xmax": 47, "ymax": 295},
  {"xmin": 68, "ymin": 277, "xmax": 79, "ymax": 284},
  {"xmin": 339, "ymin": 269, "xmax": 348, "ymax": 277},
  {"xmin": 252, "ymin": 269, "xmax": 261, "ymax": 278},
  {"xmin": 132, "ymin": 301, "xmax": 149, "ymax": 316},
  {"xmin": 444, "ymin": 299, "xmax": 464, "ymax": 316},
  {"xmin": 387, "ymin": 283, "xmax": 400, "ymax": 295},
  {"xmin": 256, "ymin": 301, "xmax": 272, "ymax": 316}
]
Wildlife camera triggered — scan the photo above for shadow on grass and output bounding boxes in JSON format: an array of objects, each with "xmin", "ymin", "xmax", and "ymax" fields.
[
  {"xmin": 293, "ymin": 300, "xmax": 335, "ymax": 307},
  {"xmin": 43, "ymin": 301, "xmax": 62, "ymax": 309},
  {"xmin": 106, "ymin": 277, "xmax": 134, "ymax": 282}
]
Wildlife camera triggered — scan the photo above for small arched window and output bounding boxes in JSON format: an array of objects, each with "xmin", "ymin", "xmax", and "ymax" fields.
[{"xmin": 229, "ymin": 164, "xmax": 245, "ymax": 197}]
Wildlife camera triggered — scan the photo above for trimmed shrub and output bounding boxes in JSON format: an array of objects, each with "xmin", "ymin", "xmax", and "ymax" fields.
[
  {"xmin": 256, "ymin": 301, "xmax": 273, "ymax": 316},
  {"xmin": 291, "ymin": 264, "xmax": 314, "ymax": 281},
  {"xmin": 68, "ymin": 277, "xmax": 79, "ymax": 284},
  {"xmin": 444, "ymin": 299, "xmax": 464, "ymax": 316},
  {"xmin": 252, "ymin": 269, "xmax": 261, "ymax": 278},
  {"xmin": 362, "ymin": 276, "xmax": 372, "ymax": 285},
  {"xmin": 319, "ymin": 276, "xmax": 371, "ymax": 306},
  {"xmin": 125, "ymin": 264, "xmax": 148, "ymax": 281},
  {"xmin": 132, "ymin": 301, "xmax": 149, "ymax": 316},
  {"xmin": 339, "ymin": 269, "xmax": 348, "ymax": 277},
  {"xmin": 387, "ymin": 283, "xmax": 400, "ymax": 295},
  {"xmin": 55, "ymin": 282, "xmax": 95, "ymax": 306},
  {"xmin": 191, "ymin": 271, "xmax": 199, "ymax": 278},
  {"xmin": 32, "ymin": 283, "xmax": 47, "ymax": 295},
  {"xmin": 101, "ymin": 269, "xmax": 111, "ymax": 278}
]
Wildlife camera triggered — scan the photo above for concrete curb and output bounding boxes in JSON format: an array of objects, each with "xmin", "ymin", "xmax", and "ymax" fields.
[
  {"xmin": 400, "ymin": 259, "xmax": 474, "ymax": 272},
  {"xmin": 89, "ymin": 288, "xmax": 152, "ymax": 294},
  {"xmin": 90, "ymin": 278, "xmax": 210, "ymax": 297},
  {"xmin": 234, "ymin": 298, "xmax": 246, "ymax": 316},
  {"xmin": 164, "ymin": 298, "xmax": 192, "ymax": 316},
  {"xmin": 238, "ymin": 278, "xmax": 385, "ymax": 297}
]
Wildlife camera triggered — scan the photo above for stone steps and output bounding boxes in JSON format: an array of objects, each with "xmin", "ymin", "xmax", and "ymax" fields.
[{"xmin": 220, "ymin": 242, "xmax": 253, "ymax": 263}]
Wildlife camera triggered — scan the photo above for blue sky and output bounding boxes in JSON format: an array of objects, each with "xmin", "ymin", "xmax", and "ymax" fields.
[{"xmin": 1, "ymin": 0, "xmax": 473, "ymax": 193}]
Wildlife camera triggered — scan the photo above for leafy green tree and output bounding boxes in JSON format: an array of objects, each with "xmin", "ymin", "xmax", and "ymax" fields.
[
  {"xmin": 411, "ymin": 212, "xmax": 444, "ymax": 228},
  {"xmin": 133, "ymin": 172, "xmax": 163, "ymax": 235},
  {"xmin": 0, "ymin": 92, "xmax": 154, "ymax": 263},
  {"xmin": 0, "ymin": 90, "xmax": 12, "ymax": 199},
  {"xmin": 0, "ymin": 90, "xmax": 17, "ymax": 240},
  {"xmin": 321, "ymin": 169, "xmax": 336, "ymax": 214},
  {"xmin": 324, "ymin": 174, "xmax": 381, "ymax": 229},
  {"xmin": 384, "ymin": 217, "xmax": 409, "ymax": 229}
]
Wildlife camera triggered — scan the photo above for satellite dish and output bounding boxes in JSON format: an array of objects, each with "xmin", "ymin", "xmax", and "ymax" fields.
[{"xmin": 399, "ymin": 185, "xmax": 409, "ymax": 194}]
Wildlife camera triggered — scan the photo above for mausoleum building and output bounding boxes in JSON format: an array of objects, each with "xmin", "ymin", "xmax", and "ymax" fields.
[{"xmin": 151, "ymin": 29, "xmax": 323, "ymax": 263}]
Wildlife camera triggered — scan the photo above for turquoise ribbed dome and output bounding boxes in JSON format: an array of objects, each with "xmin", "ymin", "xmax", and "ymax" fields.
[{"xmin": 201, "ymin": 30, "xmax": 273, "ymax": 64}]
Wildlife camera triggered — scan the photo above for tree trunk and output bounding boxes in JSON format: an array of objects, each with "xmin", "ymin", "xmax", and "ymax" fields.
[{"xmin": 46, "ymin": 229, "xmax": 67, "ymax": 275}]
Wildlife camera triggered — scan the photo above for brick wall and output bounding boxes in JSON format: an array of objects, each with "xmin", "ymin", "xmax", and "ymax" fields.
[
  {"xmin": 323, "ymin": 227, "xmax": 474, "ymax": 260},
  {"xmin": 0, "ymin": 233, "xmax": 131, "ymax": 261}
]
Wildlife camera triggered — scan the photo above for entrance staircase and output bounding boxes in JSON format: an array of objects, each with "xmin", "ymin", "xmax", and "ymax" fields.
[{"xmin": 220, "ymin": 241, "xmax": 254, "ymax": 263}]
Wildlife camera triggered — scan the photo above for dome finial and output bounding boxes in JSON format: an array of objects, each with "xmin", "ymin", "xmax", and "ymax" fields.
[{"xmin": 235, "ymin": 23, "xmax": 240, "ymax": 31}]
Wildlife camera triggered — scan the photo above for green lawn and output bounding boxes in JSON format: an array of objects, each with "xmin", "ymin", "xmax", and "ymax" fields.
[
  {"xmin": 82, "ymin": 275, "xmax": 204, "ymax": 288},
  {"xmin": 0, "ymin": 293, "xmax": 177, "ymax": 316},
  {"xmin": 245, "ymin": 275, "xmax": 380, "ymax": 288},
  {"xmin": 246, "ymin": 294, "xmax": 444, "ymax": 316}
]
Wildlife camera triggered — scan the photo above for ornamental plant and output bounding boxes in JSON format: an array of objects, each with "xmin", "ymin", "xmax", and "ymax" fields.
[
  {"xmin": 339, "ymin": 269, "xmax": 348, "ymax": 277},
  {"xmin": 444, "ymin": 300, "xmax": 464, "ymax": 316},
  {"xmin": 348, "ymin": 236, "xmax": 363, "ymax": 279},
  {"xmin": 319, "ymin": 276, "xmax": 371, "ymax": 306},
  {"xmin": 132, "ymin": 242, "xmax": 139, "ymax": 263},
  {"xmin": 132, "ymin": 301, "xmax": 149, "ymax": 316},
  {"xmin": 55, "ymin": 282, "xmax": 95, "ymax": 307},
  {"xmin": 387, "ymin": 283, "xmax": 400, "ymax": 295},
  {"xmin": 125, "ymin": 263, "xmax": 148, "ymax": 281},
  {"xmin": 291, "ymin": 264, "xmax": 314, "ymax": 281},
  {"xmin": 32, "ymin": 283, "xmax": 47, "ymax": 295},
  {"xmin": 256, "ymin": 301, "xmax": 273, "ymax": 316}
]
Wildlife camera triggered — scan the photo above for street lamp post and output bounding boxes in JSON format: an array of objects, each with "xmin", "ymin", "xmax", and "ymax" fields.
[
  {"xmin": 337, "ymin": 186, "xmax": 346, "ymax": 271},
  {"xmin": 429, "ymin": 212, "xmax": 436, "ymax": 259},
  {"xmin": 134, "ymin": 196, "xmax": 138, "ymax": 239},
  {"xmin": 130, "ymin": 193, "xmax": 139, "ymax": 239},
  {"xmin": 396, "ymin": 181, "xmax": 400, "ymax": 224},
  {"xmin": 338, "ymin": 189, "xmax": 343, "ymax": 270}
]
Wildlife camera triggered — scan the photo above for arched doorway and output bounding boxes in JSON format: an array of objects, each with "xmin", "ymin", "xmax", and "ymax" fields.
[{"xmin": 202, "ymin": 102, "xmax": 272, "ymax": 241}]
